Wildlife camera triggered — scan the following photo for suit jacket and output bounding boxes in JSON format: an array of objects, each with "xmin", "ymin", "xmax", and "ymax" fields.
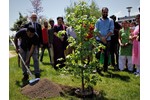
[{"xmin": 24, "ymin": 22, "xmax": 43, "ymax": 45}]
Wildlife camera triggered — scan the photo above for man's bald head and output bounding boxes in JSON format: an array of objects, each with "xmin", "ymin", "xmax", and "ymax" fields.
[{"xmin": 31, "ymin": 13, "xmax": 37, "ymax": 22}]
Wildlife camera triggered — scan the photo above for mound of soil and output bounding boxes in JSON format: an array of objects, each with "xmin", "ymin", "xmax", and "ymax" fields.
[
  {"xmin": 21, "ymin": 78, "xmax": 63, "ymax": 99},
  {"xmin": 21, "ymin": 78, "xmax": 101, "ymax": 99}
]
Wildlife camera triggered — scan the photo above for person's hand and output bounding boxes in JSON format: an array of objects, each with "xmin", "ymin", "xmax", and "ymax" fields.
[
  {"xmin": 124, "ymin": 43, "xmax": 129, "ymax": 46},
  {"xmin": 120, "ymin": 43, "xmax": 125, "ymax": 47},
  {"xmin": 16, "ymin": 48, "xmax": 20, "ymax": 53},
  {"xmin": 136, "ymin": 35, "xmax": 139, "ymax": 41},
  {"xmin": 60, "ymin": 36, "xmax": 64, "ymax": 41},
  {"xmin": 25, "ymin": 58, "xmax": 30, "ymax": 65},
  {"xmin": 132, "ymin": 35, "xmax": 138, "ymax": 40},
  {"xmin": 101, "ymin": 37, "xmax": 107, "ymax": 44},
  {"xmin": 128, "ymin": 40, "xmax": 132, "ymax": 44}
]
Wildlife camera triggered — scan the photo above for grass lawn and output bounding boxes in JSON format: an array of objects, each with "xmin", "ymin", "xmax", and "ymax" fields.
[
  {"xmin": 9, "ymin": 50, "xmax": 140, "ymax": 100},
  {"xmin": 9, "ymin": 45, "xmax": 15, "ymax": 51}
]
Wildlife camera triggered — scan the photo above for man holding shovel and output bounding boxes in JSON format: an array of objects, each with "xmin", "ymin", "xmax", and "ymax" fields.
[{"xmin": 14, "ymin": 25, "xmax": 40, "ymax": 82}]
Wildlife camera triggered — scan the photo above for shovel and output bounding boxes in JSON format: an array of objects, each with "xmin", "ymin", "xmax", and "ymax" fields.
[{"xmin": 10, "ymin": 39, "xmax": 40, "ymax": 84}]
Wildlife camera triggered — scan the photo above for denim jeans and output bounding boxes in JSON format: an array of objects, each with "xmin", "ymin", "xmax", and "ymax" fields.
[
  {"xmin": 32, "ymin": 46, "xmax": 40, "ymax": 75},
  {"xmin": 20, "ymin": 48, "xmax": 29, "ymax": 75},
  {"xmin": 20, "ymin": 46, "xmax": 40, "ymax": 76}
]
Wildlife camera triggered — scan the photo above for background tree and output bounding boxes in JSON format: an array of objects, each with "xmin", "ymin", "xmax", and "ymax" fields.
[
  {"xmin": 10, "ymin": 0, "xmax": 44, "ymax": 34},
  {"xmin": 64, "ymin": 0, "xmax": 101, "ymax": 19},
  {"xmin": 89, "ymin": 0, "xmax": 101, "ymax": 18},
  {"xmin": 28, "ymin": 0, "xmax": 45, "ymax": 24},
  {"xmin": 10, "ymin": 12, "xmax": 28, "ymax": 32},
  {"xmin": 28, "ymin": 0, "xmax": 43, "ymax": 16},
  {"xmin": 9, "ymin": 12, "xmax": 28, "ymax": 48}
]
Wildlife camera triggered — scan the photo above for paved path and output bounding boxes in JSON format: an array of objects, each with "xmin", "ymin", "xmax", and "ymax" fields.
[{"xmin": 9, "ymin": 51, "xmax": 17, "ymax": 58}]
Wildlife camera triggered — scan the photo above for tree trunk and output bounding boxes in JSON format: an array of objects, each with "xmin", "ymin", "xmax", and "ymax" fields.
[{"xmin": 81, "ymin": 67, "xmax": 84, "ymax": 93}]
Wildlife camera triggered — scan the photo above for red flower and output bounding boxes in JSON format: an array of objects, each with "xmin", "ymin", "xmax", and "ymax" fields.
[
  {"xmin": 89, "ymin": 24, "xmax": 94, "ymax": 31},
  {"xmin": 86, "ymin": 32, "xmax": 93, "ymax": 39}
]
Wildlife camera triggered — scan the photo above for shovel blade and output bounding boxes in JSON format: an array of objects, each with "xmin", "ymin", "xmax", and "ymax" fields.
[{"xmin": 29, "ymin": 78, "xmax": 40, "ymax": 85}]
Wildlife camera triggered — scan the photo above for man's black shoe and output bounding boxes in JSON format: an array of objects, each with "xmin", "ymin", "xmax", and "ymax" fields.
[
  {"xmin": 22, "ymin": 74, "xmax": 29, "ymax": 81},
  {"xmin": 35, "ymin": 73, "xmax": 40, "ymax": 78}
]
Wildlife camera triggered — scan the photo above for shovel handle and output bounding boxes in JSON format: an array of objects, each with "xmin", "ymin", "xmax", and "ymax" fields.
[{"xmin": 10, "ymin": 39, "xmax": 35, "ymax": 79}]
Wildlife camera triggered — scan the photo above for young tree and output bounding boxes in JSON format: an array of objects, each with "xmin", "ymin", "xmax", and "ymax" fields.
[{"xmin": 59, "ymin": 0, "xmax": 105, "ymax": 96}]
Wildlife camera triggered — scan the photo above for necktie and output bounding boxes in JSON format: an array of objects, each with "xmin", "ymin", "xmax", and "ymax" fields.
[{"xmin": 33, "ymin": 22, "xmax": 36, "ymax": 32}]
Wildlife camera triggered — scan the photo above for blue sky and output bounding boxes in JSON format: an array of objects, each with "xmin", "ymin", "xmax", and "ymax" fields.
[{"xmin": 9, "ymin": 0, "xmax": 140, "ymax": 35}]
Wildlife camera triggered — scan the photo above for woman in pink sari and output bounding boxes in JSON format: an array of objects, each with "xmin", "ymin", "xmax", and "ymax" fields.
[{"xmin": 130, "ymin": 14, "xmax": 140, "ymax": 76}]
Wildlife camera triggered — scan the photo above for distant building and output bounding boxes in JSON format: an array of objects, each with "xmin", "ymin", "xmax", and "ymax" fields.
[{"xmin": 117, "ymin": 15, "xmax": 136, "ymax": 23}]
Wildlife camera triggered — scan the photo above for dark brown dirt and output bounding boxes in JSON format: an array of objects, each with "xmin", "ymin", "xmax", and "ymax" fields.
[
  {"xmin": 21, "ymin": 78, "xmax": 63, "ymax": 99},
  {"xmin": 21, "ymin": 78, "xmax": 101, "ymax": 99}
]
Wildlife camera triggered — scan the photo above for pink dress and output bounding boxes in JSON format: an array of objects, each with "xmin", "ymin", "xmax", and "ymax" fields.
[{"xmin": 132, "ymin": 25, "xmax": 140, "ymax": 65}]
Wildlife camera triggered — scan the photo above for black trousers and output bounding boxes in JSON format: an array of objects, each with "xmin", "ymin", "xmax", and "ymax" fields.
[
  {"xmin": 110, "ymin": 35, "xmax": 119, "ymax": 68},
  {"xmin": 96, "ymin": 40, "xmax": 111, "ymax": 71},
  {"xmin": 40, "ymin": 43, "xmax": 51, "ymax": 62}
]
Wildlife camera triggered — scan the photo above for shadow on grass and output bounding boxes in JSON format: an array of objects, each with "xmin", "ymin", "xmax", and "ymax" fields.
[
  {"xmin": 97, "ymin": 69, "xmax": 130, "ymax": 82},
  {"xmin": 30, "ymin": 62, "xmax": 51, "ymax": 66},
  {"xmin": 107, "ymin": 71, "xmax": 130, "ymax": 82},
  {"xmin": 15, "ymin": 69, "xmax": 45, "ymax": 88},
  {"xmin": 42, "ymin": 62, "xmax": 51, "ymax": 65},
  {"xmin": 30, "ymin": 69, "xmax": 44, "ymax": 74},
  {"xmin": 15, "ymin": 79, "xmax": 39, "ymax": 88},
  {"xmin": 15, "ymin": 80, "xmax": 29, "ymax": 88},
  {"xmin": 59, "ymin": 84, "xmax": 111, "ymax": 100}
]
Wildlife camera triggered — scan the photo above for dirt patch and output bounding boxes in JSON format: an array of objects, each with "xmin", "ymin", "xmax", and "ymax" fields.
[
  {"xmin": 59, "ymin": 84, "xmax": 78, "ymax": 96},
  {"xmin": 9, "ymin": 51, "xmax": 16, "ymax": 58},
  {"xmin": 21, "ymin": 78, "xmax": 101, "ymax": 99},
  {"xmin": 59, "ymin": 85, "xmax": 102, "ymax": 99},
  {"xmin": 21, "ymin": 78, "xmax": 63, "ymax": 99}
]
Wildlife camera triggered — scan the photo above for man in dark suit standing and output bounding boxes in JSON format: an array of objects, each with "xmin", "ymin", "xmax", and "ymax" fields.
[
  {"xmin": 24, "ymin": 13, "xmax": 42, "ymax": 78},
  {"xmin": 24, "ymin": 13, "xmax": 43, "ymax": 47}
]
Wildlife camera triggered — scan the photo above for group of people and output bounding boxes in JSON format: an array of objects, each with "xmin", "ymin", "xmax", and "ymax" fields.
[
  {"xmin": 118, "ymin": 15, "xmax": 140, "ymax": 76},
  {"xmin": 14, "ymin": 13, "xmax": 68, "ymax": 82},
  {"xmin": 14, "ymin": 7, "xmax": 140, "ymax": 82},
  {"xmin": 95, "ymin": 7, "xmax": 140, "ymax": 76}
]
